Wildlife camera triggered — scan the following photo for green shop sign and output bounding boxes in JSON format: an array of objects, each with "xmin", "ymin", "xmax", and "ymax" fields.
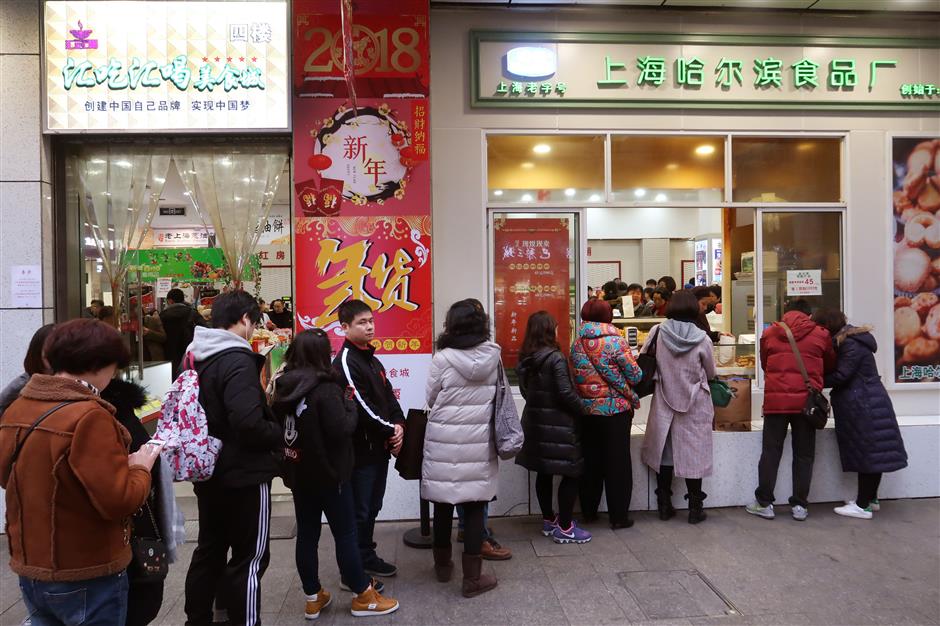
[
  {"xmin": 471, "ymin": 31, "xmax": 940, "ymax": 111},
  {"xmin": 127, "ymin": 248, "xmax": 260, "ymax": 283}
]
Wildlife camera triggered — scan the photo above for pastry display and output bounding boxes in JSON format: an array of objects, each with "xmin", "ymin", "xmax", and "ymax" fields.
[{"xmin": 893, "ymin": 137, "xmax": 940, "ymax": 381}]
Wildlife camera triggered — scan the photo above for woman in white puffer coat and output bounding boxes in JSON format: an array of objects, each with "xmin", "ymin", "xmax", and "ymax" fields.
[{"xmin": 421, "ymin": 299, "xmax": 501, "ymax": 598}]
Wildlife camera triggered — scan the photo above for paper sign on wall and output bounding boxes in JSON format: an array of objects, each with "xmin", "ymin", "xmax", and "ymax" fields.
[
  {"xmin": 155, "ymin": 277, "xmax": 173, "ymax": 298},
  {"xmin": 10, "ymin": 266, "xmax": 42, "ymax": 308},
  {"xmin": 786, "ymin": 270, "xmax": 822, "ymax": 296}
]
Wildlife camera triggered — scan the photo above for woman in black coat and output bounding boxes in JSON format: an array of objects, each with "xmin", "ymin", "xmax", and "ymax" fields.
[
  {"xmin": 516, "ymin": 311, "xmax": 590, "ymax": 544},
  {"xmin": 814, "ymin": 310, "xmax": 908, "ymax": 520}
]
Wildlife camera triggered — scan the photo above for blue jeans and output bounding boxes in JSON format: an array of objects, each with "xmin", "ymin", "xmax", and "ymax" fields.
[
  {"xmin": 350, "ymin": 461, "xmax": 389, "ymax": 564},
  {"xmin": 293, "ymin": 483, "xmax": 370, "ymax": 595},
  {"xmin": 20, "ymin": 571, "xmax": 129, "ymax": 626},
  {"xmin": 457, "ymin": 503, "xmax": 492, "ymax": 539}
]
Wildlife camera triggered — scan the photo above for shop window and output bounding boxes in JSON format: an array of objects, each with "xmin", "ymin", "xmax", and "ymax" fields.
[
  {"xmin": 487, "ymin": 135, "xmax": 604, "ymax": 203},
  {"xmin": 491, "ymin": 212, "xmax": 580, "ymax": 378},
  {"xmin": 732, "ymin": 137, "xmax": 842, "ymax": 203},
  {"xmin": 759, "ymin": 211, "xmax": 843, "ymax": 327},
  {"xmin": 611, "ymin": 135, "xmax": 724, "ymax": 203}
]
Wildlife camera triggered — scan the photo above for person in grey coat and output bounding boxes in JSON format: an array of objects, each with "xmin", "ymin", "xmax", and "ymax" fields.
[
  {"xmin": 640, "ymin": 290, "xmax": 717, "ymax": 524},
  {"xmin": 0, "ymin": 324, "xmax": 55, "ymax": 417},
  {"xmin": 422, "ymin": 300, "xmax": 500, "ymax": 598}
]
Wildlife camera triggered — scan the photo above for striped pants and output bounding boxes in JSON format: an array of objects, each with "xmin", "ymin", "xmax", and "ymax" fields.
[{"xmin": 185, "ymin": 481, "xmax": 272, "ymax": 626}]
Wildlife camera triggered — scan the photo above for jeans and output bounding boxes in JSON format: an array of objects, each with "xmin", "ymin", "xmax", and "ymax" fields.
[
  {"xmin": 350, "ymin": 461, "xmax": 389, "ymax": 564},
  {"xmin": 755, "ymin": 413, "xmax": 817, "ymax": 508},
  {"xmin": 434, "ymin": 501, "xmax": 486, "ymax": 555},
  {"xmin": 456, "ymin": 503, "xmax": 492, "ymax": 539},
  {"xmin": 293, "ymin": 483, "xmax": 371, "ymax": 595},
  {"xmin": 20, "ymin": 572, "xmax": 128, "ymax": 626}
]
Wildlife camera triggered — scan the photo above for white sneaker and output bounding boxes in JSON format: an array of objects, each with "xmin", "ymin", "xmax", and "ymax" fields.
[
  {"xmin": 834, "ymin": 501, "xmax": 873, "ymax": 520},
  {"xmin": 870, "ymin": 499, "xmax": 881, "ymax": 512},
  {"xmin": 791, "ymin": 505, "xmax": 808, "ymax": 521},
  {"xmin": 745, "ymin": 501, "xmax": 775, "ymax": 519}
]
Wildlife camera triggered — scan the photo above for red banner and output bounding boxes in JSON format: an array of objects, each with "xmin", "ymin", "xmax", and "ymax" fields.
[{"xmin": 493, "ymin": 218, "xmax": 572, "ymax": 369}]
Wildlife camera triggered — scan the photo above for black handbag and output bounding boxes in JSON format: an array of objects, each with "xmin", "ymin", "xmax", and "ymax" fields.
[
  {"xmin": 395, "ymin": 408, "xmax": 429, "ymax": 480},
  {"xmin": 129, "ymin": 498, "xmax": 169, "ymax": 582},
  {"xmin": 633, "ymin": 326, "xmax": 660, "ymax": 398},
  {"xmin": 779, "ymin": 322, "xmax": 830, "ymax": 430}
]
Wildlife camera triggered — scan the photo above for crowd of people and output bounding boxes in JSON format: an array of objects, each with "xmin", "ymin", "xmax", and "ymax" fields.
[{"xmin": 0, "ymin": 288, "xmax": 908, "ymax": 625}]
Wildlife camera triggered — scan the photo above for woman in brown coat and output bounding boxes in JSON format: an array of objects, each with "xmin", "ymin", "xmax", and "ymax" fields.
[
  {"xmin": 640, "ymin": 290, "xmax": 717, "ymax": 524},
  {"xmin": 0, "ymin": 319, "xmax": 160, "ymax": 625}
]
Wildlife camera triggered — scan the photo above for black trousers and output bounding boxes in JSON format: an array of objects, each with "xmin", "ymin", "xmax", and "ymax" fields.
[
  {"xmin": 126, "ymin": 579, "xmax": 164, "ymax": 626},
  {"xmin": 535, "ymin": 473, "xmax": 579, "ymax": 528},
  {"xmin": 755, "ymin": 413, "xmax": 816, "ymax": 508},
  {"xmin": 185, "ymin": 481, "xmax": 271, "ymax": 626},
  {"xmin": 857, "ymin": 472, "xmax": 883, "ymax": 509},
  {"xmin": 433, "ymin": 501, "xmax": 485, "ymax": 555},
  {"xmin": 579, "ymin": 411, "xmax": 633, "ymax": 524}
]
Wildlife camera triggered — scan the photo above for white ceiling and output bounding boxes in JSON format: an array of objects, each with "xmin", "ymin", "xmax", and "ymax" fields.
[{"xmin": 431, "ymin": 0, "xmax": 940, "ymax": 11}]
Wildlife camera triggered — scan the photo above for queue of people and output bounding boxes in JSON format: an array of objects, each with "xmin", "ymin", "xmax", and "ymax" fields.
[{"xmin": 0, "ymin": 289, "xmax": 910, "ymax": 625}]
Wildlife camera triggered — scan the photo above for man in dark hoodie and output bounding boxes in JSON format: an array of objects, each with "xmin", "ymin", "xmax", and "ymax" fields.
[
  {"xmin": 746, "ymin": 299, "xmax": 835, "ymax": 522},
  {"xmin": 160, "ymin": 288, "xmax": 207, "ymax": 379},
  {"xmin": 183, "ymin": 290, "xmax": 283, "ymax": 626},
  {"xmin": 332, "ymin": 299, "xmax": 405, "ymax": 578}
]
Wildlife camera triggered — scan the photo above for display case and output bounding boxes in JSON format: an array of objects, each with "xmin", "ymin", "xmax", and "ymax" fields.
[{"xmin": 713, "ymin": 342, "xmax": 756, "ymax": 431}]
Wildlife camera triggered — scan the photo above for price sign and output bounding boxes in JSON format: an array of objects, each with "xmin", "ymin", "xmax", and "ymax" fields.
[{"xmin": 786, "ymin": 269, "xmax": 822, "ymax": 296}]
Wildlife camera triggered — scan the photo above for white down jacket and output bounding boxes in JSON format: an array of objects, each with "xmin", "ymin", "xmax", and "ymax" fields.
[{"xmin": 420, "ymin": 341, "xmax": 501, "ymax": 505}]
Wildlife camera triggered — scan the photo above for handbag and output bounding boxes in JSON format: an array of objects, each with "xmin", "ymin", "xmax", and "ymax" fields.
[
  {"xmin": 708, "ymin": 379, "xmax": 734, "ymax": 407},
  {"xmin": 395, "ymin": 408, "xmax": 429, "ymax": 480},
  {"xmin": 779, "ymin": 322, "xmax": 830, "ymax": 430},
  {"xmin": 129, "ymin": 498, "xmax": 169, "ymax": 582},
  {"xmin": 492, "ymin": 361, "xmax": 524, "ymax": 460},
  {"xmin": 633, "ymin": 327, "xmax": 660, "ymax": 398}
]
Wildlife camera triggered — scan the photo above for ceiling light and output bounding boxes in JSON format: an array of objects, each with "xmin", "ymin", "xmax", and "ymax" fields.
[
  {"xmin": 532, "ymin": 144, "xmax": 551, "ymax": 155},
  {"xmin": 634, "ymin": 188, "xmax": 646, "ymax": 198},
  {"xmin": 796, "ymin": 142, "xmax": 815, "ymax": 151},
  {"xmin": 493, "ymin": 189, "xmax": 503, "ymax": 196},
  {"xmin": 695, "ymin": 145, "xmax": 715, "ymax": 156},
  {"xmin": 589, "ymin": 194, "xmax": 601, "ymax": 202},
  {"xmin": 655, "ymin": 193, "xmax": 668, "ymax": 202},
  {"xmin": 521, "ymin": 193, "xmax": 533, "ymax": 202},
  {"xmin": 564, "ymin": 188, "xmax": 576, "ymax": 197},
  {"xmin": 520, "ymin": 162, "xmax": 535, "ymax": 169},
  {"xmin": 666, "ymin": 163, "xmax": 679, "ymax": 170},
  {"xmin": 242, "ymin": 177, "xmax": 251, "ymax": 183},
  {"xmin": 114, "ymin": 159, "xmax": 132, "ymax": 168}
]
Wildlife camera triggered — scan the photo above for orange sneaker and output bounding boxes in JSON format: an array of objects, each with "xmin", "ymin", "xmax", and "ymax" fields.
[
  {"xmin": 304, "ymin": 588, "xmax": 332, "ymax": 620},
  {"xmin": 350, "ymin": 583, "xmax": 400, "ymax": 617}
]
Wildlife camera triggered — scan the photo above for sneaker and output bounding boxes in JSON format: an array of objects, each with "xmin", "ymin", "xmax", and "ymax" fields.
[
  {"xmin": 350, "ymin": 584, "xmax": 399, "ymax": 618},
  {"xmin": 304, "ymin": 588, "xmax": 332, "ymax": 620},
  {"xmin": 745, "ymin": 501, "xmax": 775, "ymax": 519},
  {"xmin": 362, "ymin": 557, "xmax": 397, "ymax": 577},
  {"xmin": 791, "ymin": 505, "xmax": 809, "ymax": 521},
  {"xmin": 340, "ymin": 578, "xmax": 384, "ymax": 594},
  {"xmin": 541, "ymin": 516, "xmax": 558, "ymax": 537},
  {"xmin": 551, "ymin": 522, "xmax": 592, "ymax": 544},
  {"xmin": 870, "ymin": 499, "xmax": 881, "ymax": 512},
  {"xmin": 834, "ymin": 501, "xmax": 873, "ymax": 520}
]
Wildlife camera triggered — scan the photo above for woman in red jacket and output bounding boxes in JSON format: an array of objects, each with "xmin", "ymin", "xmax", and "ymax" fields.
[{"xmin": 746, "ymin": 299, "xmax": 836, "ymax": 522}]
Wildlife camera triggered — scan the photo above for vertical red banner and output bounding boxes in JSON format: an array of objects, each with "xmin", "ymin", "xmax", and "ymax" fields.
[
  {"xmin": 292, "ymin": 0, "xmax": 431, "ymax": 409},
  {"xmin": 493, "ymin": 218, "xmax": 572, "ymax": 369}
]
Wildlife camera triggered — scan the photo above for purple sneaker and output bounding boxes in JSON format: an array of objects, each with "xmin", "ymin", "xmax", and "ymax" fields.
[
  {"xmin": 551, "ymin": 522, "xmax": 592, "ymax": 544},
  {"xmin": 541, "ymin": 516, "xmax": 558, "ymax": 537}
]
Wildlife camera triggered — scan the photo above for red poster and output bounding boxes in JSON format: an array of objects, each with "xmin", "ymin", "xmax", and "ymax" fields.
[{"xmin": 493, "ymin": 218, "xmax": 572, "ymax": 369}]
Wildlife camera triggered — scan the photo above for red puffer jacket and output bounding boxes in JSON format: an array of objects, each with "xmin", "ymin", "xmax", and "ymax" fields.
[{"xmin": 760, "ymin": 311, "xmax": 836, "ymax": 415}]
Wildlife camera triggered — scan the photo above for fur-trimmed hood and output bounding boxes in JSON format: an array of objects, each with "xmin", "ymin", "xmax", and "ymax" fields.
[
  {"xmin": 835, "ymin": 324, "xmax": 876, "ymax": 352},
  {"xmin": 19, "ymin": 375, "xmax": 115, "ymax": 414}
]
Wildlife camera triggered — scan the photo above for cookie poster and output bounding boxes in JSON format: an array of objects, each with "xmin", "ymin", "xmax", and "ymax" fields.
[{"xmin": 892, "ymin": 137, "xmax": 940, "ymax": 383}]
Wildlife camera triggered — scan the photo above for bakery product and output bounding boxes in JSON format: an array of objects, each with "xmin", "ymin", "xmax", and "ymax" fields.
[
  {"xmin": 895, "ymin": 247, "xmax": 931, "ymax": 292},
  {"xmin": 895, "ymin": 306, "xmax": 922, "ymax": 346}
]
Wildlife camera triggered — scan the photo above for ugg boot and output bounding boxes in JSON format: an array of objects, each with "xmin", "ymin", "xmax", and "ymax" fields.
[
  {"xmin": 685, "ymin": 482, "xmax": 708, "ymax": 524},
  {"xmin": 655, "ymin": 466, "xmax": 676, "ymax": 521},
  {"xmin": 432, "ymin": 545, "xmax": 453, "ymax": 582},
  {"xmin": 461, "ymin": 553, "xmax": 497, "ymax": 598}
]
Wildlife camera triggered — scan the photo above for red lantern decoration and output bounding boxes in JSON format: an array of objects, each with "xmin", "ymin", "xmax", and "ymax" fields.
[
  {"xmin": 308, "ymin": 154, "xmax": 332, "ymax": 170},
  {"xmin": 399, "ymin": 146, "xmax": 415, "ymax": 159},
  {"xmin": 391, "ymin": 133, "xmax": 405, "ymax": 147}
]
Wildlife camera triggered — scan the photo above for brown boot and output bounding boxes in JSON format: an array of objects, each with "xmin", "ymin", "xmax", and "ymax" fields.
[
  {"xmin": 461, "ymin": 553, "xmax": 497, "ymax": 598},
  {"xmin": 480, "ymin": 538, "xmax": 512, "ymax": 561},
  {"xmin": 432, "ymin": 545, "xmax": 453, "ymax": 582}
]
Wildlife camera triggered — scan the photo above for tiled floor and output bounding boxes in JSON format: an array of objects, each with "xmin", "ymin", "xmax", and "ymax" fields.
[{"xmin": 2, "ymin": 498, "xmax": 938, "ymax": 625}]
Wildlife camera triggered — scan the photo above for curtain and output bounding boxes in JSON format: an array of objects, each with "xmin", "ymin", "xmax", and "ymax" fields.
[
  {"xmin": 74, "ymin": 149, "xmax": 171, "ymax": 319},
  {"xmin": 173, "ymin": 145, "xmax": 287, "ymax": 289}
]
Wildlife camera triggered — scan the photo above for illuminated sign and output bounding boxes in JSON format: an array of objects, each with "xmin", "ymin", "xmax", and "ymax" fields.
[
  {"xmin": 506, "ymin": 46, "xmax": 557, "ymax": 79},
  {"xmin": 44, "ymin": 1, "xmax": 289, "ymax": 132}
]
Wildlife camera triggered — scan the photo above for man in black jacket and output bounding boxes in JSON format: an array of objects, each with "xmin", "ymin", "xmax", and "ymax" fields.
[
  {"xmin": 332, "ymin": 300, "xmax": 405, "ymax": 578},
  {"xmin": 183, "ymin": 291, "xmax": 283, "ymax": 626},
  {"xmin": 160, "ymin": 288, "xmax": 207, "ymax": 379}
]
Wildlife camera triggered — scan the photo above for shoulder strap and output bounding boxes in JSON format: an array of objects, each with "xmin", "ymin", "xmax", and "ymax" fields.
[
  {"xmin": 778, "ymin": 322, "xmax": 812, "ymax": 389},
  {"xmin": 8, "ymin": 401, "xmax": 72, "ymax": 471}
]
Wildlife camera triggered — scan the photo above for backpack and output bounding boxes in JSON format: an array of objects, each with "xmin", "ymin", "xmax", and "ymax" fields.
[{"xmin": 156, "ymin": 352, "xmax": 223, "ymax": 482}]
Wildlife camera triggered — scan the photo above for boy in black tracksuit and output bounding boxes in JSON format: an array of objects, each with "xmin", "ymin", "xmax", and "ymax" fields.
[
  {"xmin": 183, "ymin": 292, "xmax": 283, "ymax": 626},
  {"xmin": 332, "ymin": 300, "xmax": 405, "ymax": 577}
]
